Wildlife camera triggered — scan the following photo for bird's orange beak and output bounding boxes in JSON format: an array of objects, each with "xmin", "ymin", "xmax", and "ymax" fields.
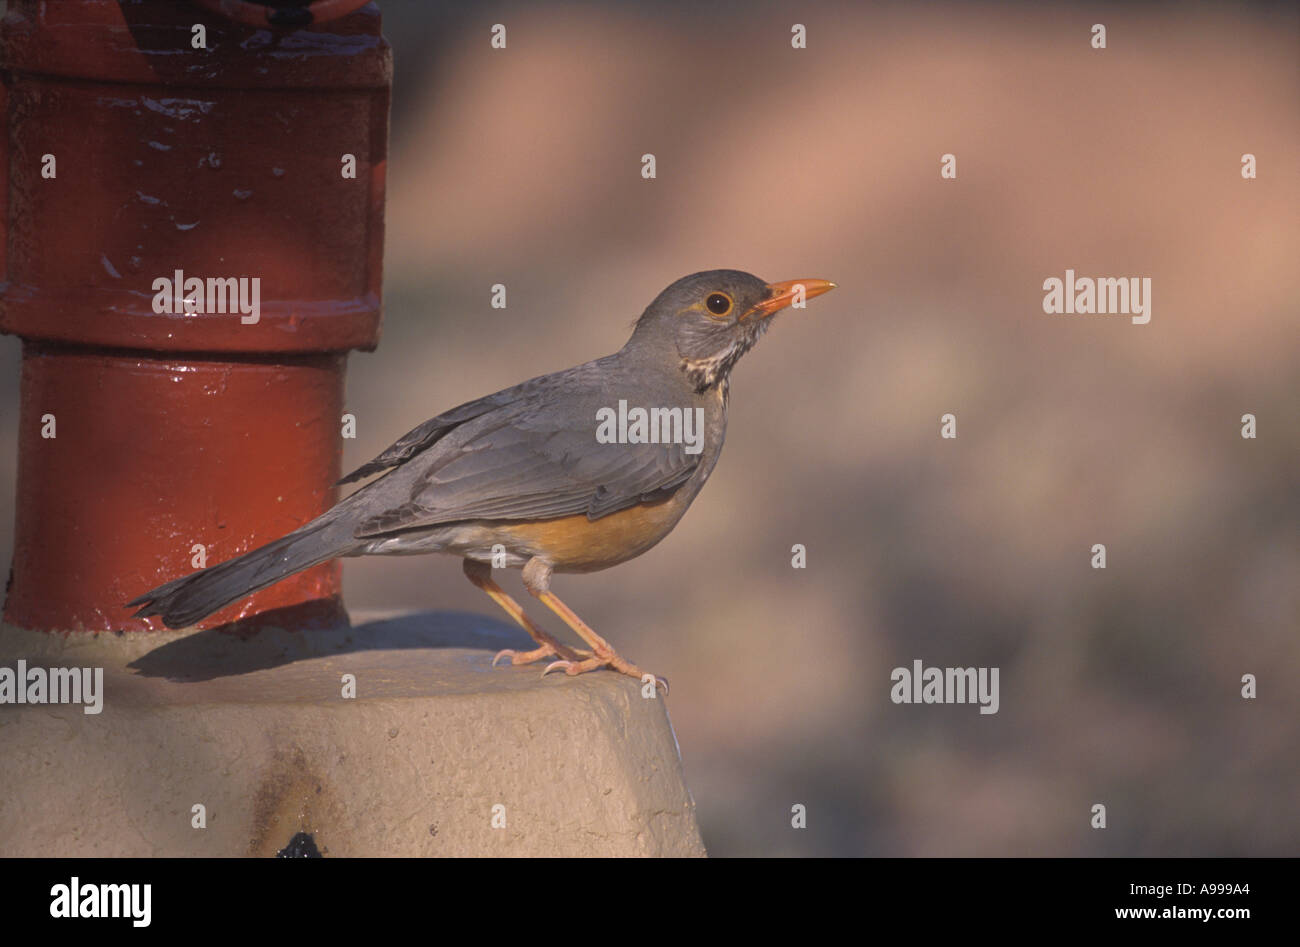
[{"xmin": 742, "ymin": 278, "xmax": 837, "ymax": 321}]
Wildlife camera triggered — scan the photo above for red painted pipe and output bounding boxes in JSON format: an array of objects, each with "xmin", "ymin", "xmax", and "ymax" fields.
[{"xmin": 0, "ymin": 1, "xmax": 391, "ymax": 632}]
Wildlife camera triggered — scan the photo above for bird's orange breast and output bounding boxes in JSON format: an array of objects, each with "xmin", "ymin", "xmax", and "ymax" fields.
[{"xmin": 487, "ymin": 495, "xmax": 690, "ymax": 573}]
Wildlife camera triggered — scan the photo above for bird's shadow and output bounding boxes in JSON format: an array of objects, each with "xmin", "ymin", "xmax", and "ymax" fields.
[{"xmin": 126, "ymin": 606, "xmax": 533, "ymax": 682}]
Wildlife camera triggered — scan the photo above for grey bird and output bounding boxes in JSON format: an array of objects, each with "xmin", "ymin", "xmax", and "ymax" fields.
[{"xmin": 129, "ymin": 269, "xmax": 836, "ymax": 685}]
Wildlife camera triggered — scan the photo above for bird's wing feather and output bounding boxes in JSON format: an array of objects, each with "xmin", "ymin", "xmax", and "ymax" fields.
[
  {"xmin": 337, "ymin": 389, "xmax": 517, "ymax": 485},
  {"xmin": 352, "ymin": 407, "xmax": 699, "ymax": 537}
]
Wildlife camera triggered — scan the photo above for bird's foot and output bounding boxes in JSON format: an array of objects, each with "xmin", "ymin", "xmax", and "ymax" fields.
[
  {"xmin": 492, "ymin": 644, "xmax": 590, "ymax": 667},
  {"xmin": 542, "ymin": 652, "xmax": 668, "ymax": 693}
]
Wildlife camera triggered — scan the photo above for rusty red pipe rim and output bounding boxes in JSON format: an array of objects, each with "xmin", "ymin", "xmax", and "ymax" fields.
[{"xmin": 193, "ymin": 0, "xmax": 375, "ymax": 28}]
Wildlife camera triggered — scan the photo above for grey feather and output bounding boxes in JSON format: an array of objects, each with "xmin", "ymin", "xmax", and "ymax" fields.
[{"xmin": 351, "ymin": 357, "xmax": 701, "ymax": 537}]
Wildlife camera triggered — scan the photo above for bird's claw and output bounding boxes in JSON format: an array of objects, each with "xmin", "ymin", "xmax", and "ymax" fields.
[
  {"xmin": 541, "ymin": 657, "xmax": 668, "ymax": 693},
  {"xmin": 492, "ymin": 646, "xmax": 555, "ymax": 667},
  {"xmin": 494, "ymin": 645, "xmax": 591, "ymax": 668}
]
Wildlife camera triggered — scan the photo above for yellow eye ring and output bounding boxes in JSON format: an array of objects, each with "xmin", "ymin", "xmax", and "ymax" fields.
[{"xmin": 705, "ymin": 292, "xmax": 733, "ymax": 317}]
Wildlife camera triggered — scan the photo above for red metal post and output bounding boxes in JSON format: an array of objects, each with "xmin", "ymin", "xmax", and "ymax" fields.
[{"xmin": 0, "ymin": 0, "xmax": 390, "ymax": 631}]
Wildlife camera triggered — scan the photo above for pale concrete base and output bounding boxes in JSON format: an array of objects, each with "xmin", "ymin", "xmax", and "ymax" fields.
[{"xmin": 0, "ymin": 612, "xmax": 705, "ymax": 856}]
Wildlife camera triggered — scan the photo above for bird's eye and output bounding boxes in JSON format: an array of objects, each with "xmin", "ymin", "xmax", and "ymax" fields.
[{"xmin": 705, "ymin": 292, "xmax": 733, "ymax": 316}]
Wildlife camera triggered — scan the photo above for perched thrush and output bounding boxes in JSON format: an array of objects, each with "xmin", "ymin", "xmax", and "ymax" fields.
[{"xmin": 130, "ymin": 270, "xmax": 836, "ymax": 686}]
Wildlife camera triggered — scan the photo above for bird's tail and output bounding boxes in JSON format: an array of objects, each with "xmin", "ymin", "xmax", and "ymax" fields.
[{"xmin": 127, "ymin": 506, "xmax": 361, "ymax": 629}]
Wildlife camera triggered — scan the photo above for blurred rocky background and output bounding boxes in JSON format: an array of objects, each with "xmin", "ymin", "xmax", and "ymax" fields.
[{"xmin": 1, "ymin": 0, "xmax": 1296, "ymax": 855}]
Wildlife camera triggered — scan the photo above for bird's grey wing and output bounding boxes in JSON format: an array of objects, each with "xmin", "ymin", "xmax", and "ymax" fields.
[
  {"xmin": 337, "ymin": 385, "xmax": 529, "ymax": 485},
  {"xmin": 352, "ymin": 411, "xmax": 699, "ymax": 538}
]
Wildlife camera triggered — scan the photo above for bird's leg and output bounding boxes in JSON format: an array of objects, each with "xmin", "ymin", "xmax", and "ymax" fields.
[
  {"xmin": 462, "ymin": 559, "xmax": 586, "ymax": 666},
  {"xmin": 521, "ymin": 559, "xmax": 668, "ymax": 692}
]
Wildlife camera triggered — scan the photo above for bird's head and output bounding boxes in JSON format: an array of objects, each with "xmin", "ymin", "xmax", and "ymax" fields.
[{"xmin": 628, "ymin": 269, "xmax": 836, "ymax": 391}]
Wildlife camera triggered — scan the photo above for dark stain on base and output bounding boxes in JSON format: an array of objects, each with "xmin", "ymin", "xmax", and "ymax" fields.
[{"xmin": 276, "ymin": 832, "xmax": 323, "ymax": 858}]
